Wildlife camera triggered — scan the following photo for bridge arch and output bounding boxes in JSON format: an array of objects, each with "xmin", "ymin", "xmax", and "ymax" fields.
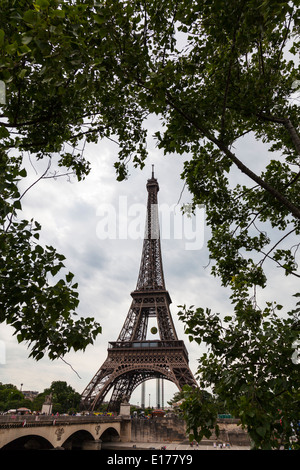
[
  {"xmin": 61, "ymin": 429, "xmax": 95, "ymax": 450},
  {"xmin": 100, "ymin": 426, "xmax": 121, "ymax": 443},
  {"xmin": 2, "ymin": 434, "xmax": 53, "ymax": 450}
]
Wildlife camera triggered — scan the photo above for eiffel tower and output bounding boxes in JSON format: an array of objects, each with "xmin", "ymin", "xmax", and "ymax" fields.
[{"xmin": 81, "ymin": 167, "xmax": 197, "ymax": 412}]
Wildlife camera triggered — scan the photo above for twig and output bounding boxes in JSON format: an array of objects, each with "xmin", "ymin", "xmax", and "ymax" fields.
[{"xmin": 59, "ymin": 356, "xmax": 82, "ymax": 379}]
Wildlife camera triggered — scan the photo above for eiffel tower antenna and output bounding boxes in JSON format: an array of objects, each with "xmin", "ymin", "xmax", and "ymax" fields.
[{"xmin": 81, "ymin": 170, "xmax": 197, "ymax": 412}]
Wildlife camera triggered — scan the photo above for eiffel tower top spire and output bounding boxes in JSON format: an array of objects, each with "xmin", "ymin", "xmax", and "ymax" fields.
[{"xmin": 135, "ymin": 166, "xmax": 166, "ymax": 292}]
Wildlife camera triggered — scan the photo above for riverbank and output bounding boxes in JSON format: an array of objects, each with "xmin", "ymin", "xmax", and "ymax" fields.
[{"xmin": 102, "ymin": 441, "xmax": 251, "ymax": 451}]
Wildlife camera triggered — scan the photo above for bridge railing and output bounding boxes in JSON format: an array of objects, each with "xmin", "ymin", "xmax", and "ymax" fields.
[{"xmin": 0, "ymin": 414, "xmax": 121, "ymax": 428}]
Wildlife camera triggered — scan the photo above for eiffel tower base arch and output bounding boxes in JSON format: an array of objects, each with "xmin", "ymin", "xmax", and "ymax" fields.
[{"xmin": 81, "ymin": 340, "xmax": 197, "ymax": 412}]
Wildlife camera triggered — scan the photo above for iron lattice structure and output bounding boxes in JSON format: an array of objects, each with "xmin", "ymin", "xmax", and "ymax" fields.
[{"xmin": 81, "ymin": 169, "xmax": 197, "ymax": 412}]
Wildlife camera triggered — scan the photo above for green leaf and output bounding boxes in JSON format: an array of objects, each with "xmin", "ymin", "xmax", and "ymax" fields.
[
  {"xmin": 17, "ymin": 333, "xmax": 23, "ymax": 343},
  {"xmin": 0, "ymin": 126, "xmax": 10, "ymax": 138},
  {"xmin": 35, "ymin": 244, "xmax": 44, "ymax": 254},
  {"xmin": 19, "ymin": 44, "xmax": 31, "ymax": 54},
  {"xmin": 93, "ymin": 14, "xmax": 106, "ymax": 25},
  {"xmin": 52, "ymin": 9, "xmax": 65, "ymax": 18},
  {"xmin": 66, "ymin": 272, "xmax": 74, "ymax": 283},
  {"xmin": 21, "ymin": 35, "xmax": 33, "ymax": 45},
  {"xmin": 224, "ymin": 316, "xmax": 232, "ymax": 322},
  {"xmin": 13, "ymin": 200, "xmax": 22, "ymax": 210},
  {"xmin": 19, "ymin": 168, "xmax": 27, "ymax": 177},
  {"xmin": 34, "ymin": 0, "xmax": 50, "ymax": 8},
  {"xmin": 23, "ymin": 10, "xmax": 38, "ymax": 24},
  {"xmin": 256, "ymin": 426, "xmax": 267, "ymax": 437},
  {"xmin": 18, "ymin": 69, "xmax": 27, "ymax": 79},
  {"xmin": 0, "ymin": 29, "xmax": 4, "ymax": 47}
]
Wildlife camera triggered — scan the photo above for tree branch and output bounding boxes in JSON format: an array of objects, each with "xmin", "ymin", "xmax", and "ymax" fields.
[
  {"xmin": 257, "ymin": 113, "xmax": 300, "ymax": 156},
  {"xmin": 5, "ymin": 159, "xmax": 51, "ymax": 233},
  {"xmin": 165, "ymin": 91, "xmax": 300, "ymax": 219}
]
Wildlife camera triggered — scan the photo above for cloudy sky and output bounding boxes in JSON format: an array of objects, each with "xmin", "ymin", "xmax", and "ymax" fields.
[{"xmin": 0, "ymin": 113, "xmax": 299, "ymax": 408}]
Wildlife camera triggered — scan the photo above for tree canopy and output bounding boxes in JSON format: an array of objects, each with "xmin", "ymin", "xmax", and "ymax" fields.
[
  {"xmin": 0, "ymin": 381, "xmax": 81, "ymax": 413},
  {"xmin": 0, "ymin": 0, "xmax": 299, "ymax": 448},
  {"xmin": 0, "ymin": 0, "xmax": 103, "ymax": 360},
  {"xmin": 0, "ymin": 382, "xmax": 32, "ymax": 411},
  {"xmin": 41, "ymin": 380, "xmax": 81, "ymax": 413}
]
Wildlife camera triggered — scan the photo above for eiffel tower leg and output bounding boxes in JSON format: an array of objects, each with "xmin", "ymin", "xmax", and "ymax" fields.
[
  {"xmin": 108, "ymin": 372, "xmax": 146, "ymax": 412},
  {"xmin": 141, "ymin": 382, "xmax": 146, "ymax": 409}
]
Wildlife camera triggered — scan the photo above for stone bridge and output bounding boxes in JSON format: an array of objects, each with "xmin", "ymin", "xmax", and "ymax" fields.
[
  {"xmin": 0, "ymin": 414, "xmax": 250, "ymax": 450},
  {"xmin": 0, "ymin": 414, "xmax": 131, "ymax": 450}
]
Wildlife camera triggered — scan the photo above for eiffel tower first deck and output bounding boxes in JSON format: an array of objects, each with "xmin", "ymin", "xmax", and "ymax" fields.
[{"xmin": 81, "ymin": 168, "xmax": 197, "ymax": 412}]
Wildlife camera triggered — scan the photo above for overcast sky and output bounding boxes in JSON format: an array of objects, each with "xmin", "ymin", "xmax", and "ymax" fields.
[{"xmin": 0, "ymin": 113, "xmax": 299, "ymax": 408}]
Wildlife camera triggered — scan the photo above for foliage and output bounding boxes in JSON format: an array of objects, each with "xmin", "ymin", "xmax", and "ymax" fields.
[
  {"xmin": 0, "ymin": 382, "xmax": 33, "ymax": 411},
  {"xmin": 170, "ymin": 386, "xmax": 220, "ymax": 443},
  {"xmin": 0, "ymin": 150, "xmax": 102, "ymax": 359},
  {"xmin": 0, "ymin": 381, "xmax": 81, "ymax": 413},
  {"xmin": 0, "ymin": 0, "xmax": 299, "ymax": 445},
  {"xmin": 178, "ymin": 300, "xmax": 300, "ymax": 449},
  {"xmin": 40, "ymin": 380, "xmax": 81, "ymax": 414},
  {"xmin": 94, "ymin": 402, "xmax": 109, "ymax": 413},
  {"xmin": 0, "ymin": 0, "xmax": 148, "ymax": 177},
  {"xmin": 0, "ymin": 0, "xmax": 103, "ymax": 359}
]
